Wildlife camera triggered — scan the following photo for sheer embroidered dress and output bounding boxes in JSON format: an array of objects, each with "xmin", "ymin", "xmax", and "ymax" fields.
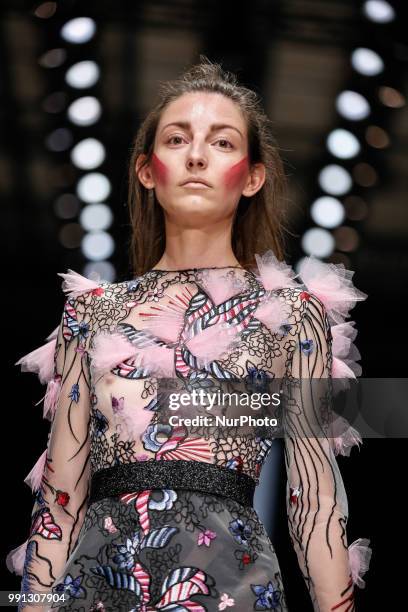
[{"xmin": 8, "ymin": 251, "xmax": 372, "ymax": 612}]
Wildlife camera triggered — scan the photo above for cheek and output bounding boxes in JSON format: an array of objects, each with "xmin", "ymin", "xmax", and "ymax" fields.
[
  {"xmin": 223, "ymin": 156, "xmax": 249, "ymax": 190},
  {"xmin": 151, "ymin": 153, "xmax": 168, "ymax": 186}
]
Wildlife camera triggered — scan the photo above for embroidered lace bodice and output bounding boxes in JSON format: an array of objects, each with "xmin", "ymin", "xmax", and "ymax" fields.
[{"xmin": 10, "ymin": 252, "xmax": 373, "ymax": 612}]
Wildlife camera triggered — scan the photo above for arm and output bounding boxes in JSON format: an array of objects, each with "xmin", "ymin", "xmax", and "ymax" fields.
[
  {"xmin": 17, "ymin": 291, "xmax": 94, "ymax": 610},
  {"xmin": 283, "ymin": 293, "xmax": 354, "ymax": 612}
]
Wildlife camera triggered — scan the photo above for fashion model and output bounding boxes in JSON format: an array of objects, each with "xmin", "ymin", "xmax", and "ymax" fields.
[{"xmin": 8, "ymin": 59, "xmax": 372, "ymax": 611}]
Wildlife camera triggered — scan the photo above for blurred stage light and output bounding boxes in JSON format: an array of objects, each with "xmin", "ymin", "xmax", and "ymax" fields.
[
  {"xmin": 310, "ymin": 196, "xmax": 345, "ymax": 228},
  {"xmin": 34, "ymin": 2, "xmax": 57, "ymax": 19},
  {"xmin": 71, "ymin": 138, "xmax": 106, "ymax": 169},
  {"xmin": 82, "ymin": 231, "xmax": 115, "ymax": 260},
  {"xmin": 38, "ymin": 48, "xmax": 66, "ymax": 68},
  {"xmin": 42, "ymin": 91, "xmax": 67, "ymax": 114},
  {"xmin": 365, "ymin": 125, "xmax": 390, "ymax": 148},
  {"xmin": 301, "ymin": 228, "xmax": 335, "ymax": 258},
  {"xmin": 65, "ymin": 61, "xmax": 100, "ymax": 89},
  {"xmin": 46, "ymin": 127, "xmax": 73, "ymax": 152},
  {"xmin": 59, "ymin": 222, "xmax": 84, "ymax": 248},
  {"xmin": 334, "ymin": 226, "xmax": 360, "ymax": 252},
  {"xmin": 67, "ymin": 96, "xmax": 101, "ymax": 126},
  {"xmin": 343, "ymin": 195, "xmax": 369, "ymax": 221},
  {"xmin": 318, "ymin": 164, "xmax": 352, "ymax": 195},
  {"xmin": 83, "ymin": 260, "xmax": 116, "ymax": 283},
  {"xmin": 351, "ymin": 47, "xmax": 384, "ymax": 76},
  {"xmin": 363, "ymin": 1, "xmax": 395, "ymax": 23},
  {"xmin": 378, "ymin": 86, "xmax": 406, "ymax": 108},
  {"xmin": 352, "ymin": 162, "xmax": 378, "ymax": 187},
  {"xmin": 77, "ymin": 172, "xmax": 111, "ymax": 203},
  {"xmin": 61, "ymin": 17, "xmax": 97, "ymax": 44},
  {"xmin": 80, "ymin": 203, "xmax": 113, "ymax": 231},
  {"xmin": 336, "ymin": 90, "xmax": 371, "ymax": 120},
  {"xmin": 326, "ymin": 128, "xmax": 360, "ymax": 159},
  {"xmin": 54, "ymin": 193, "xmax": 81, "ymax": 219}
]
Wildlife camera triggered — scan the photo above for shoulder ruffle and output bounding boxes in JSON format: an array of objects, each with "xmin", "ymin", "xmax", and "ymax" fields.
[
  {"xmin": 57, "ymin": 268, "xmax": 105, "ymax": 299},
  {"xmin": 296, "ymin": 255, "xmax": 368, "ymax": 324},
  {"xmin": 252, "ymin": 250, "xmax": 300, "ymax": 290},
  {"xmin": 252, "ymin": 250, "xmax": 367, "ymax": 385}
]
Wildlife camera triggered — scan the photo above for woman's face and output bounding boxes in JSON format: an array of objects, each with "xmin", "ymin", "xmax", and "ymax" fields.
[{"xmin": 137, "ymin": 92, "xmax": 265, "ymax": 225}]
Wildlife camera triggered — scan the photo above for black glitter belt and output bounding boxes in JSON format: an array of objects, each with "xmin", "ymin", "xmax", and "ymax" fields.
[{"xmin": 89, "ymin": 460, "xmax": 256, "ymax": 508}]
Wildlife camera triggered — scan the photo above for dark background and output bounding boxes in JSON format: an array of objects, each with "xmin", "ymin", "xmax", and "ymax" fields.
[{"xmin": 2, "ymin": 0, "xmax": 407, "ymax": 609}]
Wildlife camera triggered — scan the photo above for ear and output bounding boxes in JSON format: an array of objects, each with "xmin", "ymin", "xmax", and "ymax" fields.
[
  {"xmin": 135, "ymin": 153, "xmax": 155, "ymax": 189},
  {"xmin": 241, "ymin": 162, "xmax": 266, "ymax": 197}
]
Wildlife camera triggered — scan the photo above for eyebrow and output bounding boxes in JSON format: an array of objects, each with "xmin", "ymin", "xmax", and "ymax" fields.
[{"xmin": 160, "ymin": 121, "xmax": 244, "ymax": 139}]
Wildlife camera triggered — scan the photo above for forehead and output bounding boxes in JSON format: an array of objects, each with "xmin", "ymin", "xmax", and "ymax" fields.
[{"xmin": 157, "ymin": 91, "xmax": 246, "ymax": 133}]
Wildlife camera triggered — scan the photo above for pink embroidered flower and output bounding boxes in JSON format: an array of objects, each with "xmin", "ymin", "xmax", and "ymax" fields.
[
  {"xmin": 218, "ymin": 593, "xmax": 235, "ymax": 609},
  {"xmin": 103, "ymin": 516, "xmax": 117, "ymax": 534},
  {"xmin": 91, "ymin": 287, "xmax": 105, "ymax": 297},
  {"xmin": 126, "ymin": 301, "xmax": 138, "ymax": 308},
  {"xmin": 147, "ymin": 287, "xmax": 163, "ymax": 302},
  {"xmin": 197, "ymin": 529, "xmax": 217, "ymax": 547},
  {"xmin": 55, "ymin": 491, "xmax": 70, "ymax": 506},
  {"xmin": 135, "ymin": 453, "xmax": 149, "ymax": 461}
]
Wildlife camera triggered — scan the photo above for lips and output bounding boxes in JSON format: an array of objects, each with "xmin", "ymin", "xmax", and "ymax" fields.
[
  {"xmin": 180, "ymin": 178, "xmax": 212, "ymax": 187},
  {"xmin": 182, "ymin": 181, "xmax": 210, "ymax": 188}
]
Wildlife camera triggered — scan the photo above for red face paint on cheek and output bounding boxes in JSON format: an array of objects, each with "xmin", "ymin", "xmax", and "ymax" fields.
[
  {"xmin": 224, "ymin": 156, "xmax": 249, "ymax": 190},
  {"xmin": 151, "ymin": 153, "xmax": 168, "ymax": 186}
]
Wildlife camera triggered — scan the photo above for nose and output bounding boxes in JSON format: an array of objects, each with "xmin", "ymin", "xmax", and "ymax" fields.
[{"xmin": 186, "ymin": 145, "xmax": 207, "ymax": 170}]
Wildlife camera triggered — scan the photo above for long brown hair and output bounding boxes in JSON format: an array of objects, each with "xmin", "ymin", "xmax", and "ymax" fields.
[{"xmin": 127, "ymin": 56, "xmax": 291, "ymax": 277}]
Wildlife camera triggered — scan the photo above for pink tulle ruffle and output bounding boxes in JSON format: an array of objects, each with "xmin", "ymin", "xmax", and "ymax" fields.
[
  {"xmin": 199, "ymin": 268, "xmax": 249, "ymax": 305},
  {"xmin": 297, "ymin": 256, "xmax": 368, "ymax": 324},
  {"xmin": 185, "ymin": 321, "xmax": 241, "ymax": 368},
  {"xmin": 254, "ymin": 295, "xmax": 292, "ymax": 333},
  {"xmin": 34, "ymin": 375, "xmax": 62, "ymax": 420},
  {"xmin": 89, "ymin": 329, "xmax": 176, "ymax": 378},
  {"xmin": 6, "ymin": 539, "xmax": 28, "ymax": 575},
  {"xmin": 24, "ymin": 448, "xmax": 47, "ymax": 492},
  {"xmin": 330, "ymin": 416, "xmax": 363, "ymax": 457},
  {"xmin": 46, "ymin": 325, "xmax": 60, "ymax": 342},
  {"xmin": 139, "ymin": 288, "xmax": 191, "ymax": 343},
  {"xmin": 57, "ymin": 269, "xmax": 102, "ymax": 299},
  {"xmin": 89, "ymin": 331, "xmax": 136, "ymax": 374},
  {"xmin": 348, "ymin": 538, "xmax": 372, "ymax": 588},
  {"xmin": 330, "ymin": 320, "xmax": 363, "ymax": 392},
  {"xmin": 253, "ymin": 250, "xmax": 300, "ymax": 291},
  {"xmin": 15, "ymin": 337, "xmax": 56, "ymax": 385}
]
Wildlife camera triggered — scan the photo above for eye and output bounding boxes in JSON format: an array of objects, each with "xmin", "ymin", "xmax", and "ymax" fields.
[
  {"xmin": 166, "ymin": 135, "xmax": 185, "ymax": 145},
  {"xmin": 215, "ymin": 138, "xmax": 233, "ymax": 149}
]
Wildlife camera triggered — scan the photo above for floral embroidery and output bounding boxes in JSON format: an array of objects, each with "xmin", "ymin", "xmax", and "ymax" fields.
[
  {"xmin": 197, "ymin": 529, "xmax": 217, "ymax": 547},
  {"xmin": 299, "ymin": 291, "xmax": 310, "ymax": 301},
  {"xmin": 55, "ymin": 490, "xmax": 70, "ymax": 506},
  {"xmin": 300, "ymin": 338, "xmax": 314, "ymax": 355},
  {"xmin": 251, "ymin": 579, "xmax": 282, "ymax": 609},
  {"xmin": 219, "ymin": 592, "xmax": 235, "ymax": 609},
  {"xmin": 68, "ymin": 382, "xmax": 80, "ymax": 402},
  {"xmin": 53, "ymin": 573, "xmax": 86, "ymax": 599},
  {"xmin": 91, "ymin": 287, "xmax": 105, "ymax": 297},
  {"xmin": 228, "ymin": 518, "xmax": 252, "ymax": 546}
]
